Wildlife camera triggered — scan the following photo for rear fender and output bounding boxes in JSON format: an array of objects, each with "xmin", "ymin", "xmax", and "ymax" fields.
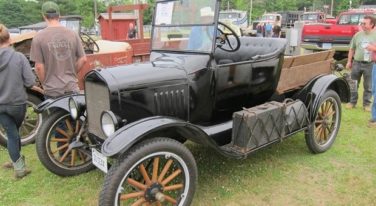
[
  {"xmin": 35, "ymin": 94, "xmax": 85, "ymax": 113},
  {"xmin": 298, "ymin": 74, "xmax": 349, "ymax": 120},
  {"xmin": 101, "ymin": 116, "xmax": 216, "ymax": 157}
]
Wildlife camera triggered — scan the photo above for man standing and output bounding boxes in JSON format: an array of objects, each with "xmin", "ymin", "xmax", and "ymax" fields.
[
  {"xmin": 346, "ymin": 15, "xmax": 376, "ymax": 112},
  {"xmin": 30, "ymin": 1, "xmax": 87, "ymax": 99},
  {"xmin": 127, "ymin": 22, "xmax": 137, "ymax": 39}
]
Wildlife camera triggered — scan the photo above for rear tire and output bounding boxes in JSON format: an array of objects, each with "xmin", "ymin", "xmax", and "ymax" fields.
[
  {"xmin": 305, "ymin": 90, "xmax": 341, "ymax": 153},
  {"xmin": 0, "ymin": 93, "xmax": 43, "ymax": 147}
]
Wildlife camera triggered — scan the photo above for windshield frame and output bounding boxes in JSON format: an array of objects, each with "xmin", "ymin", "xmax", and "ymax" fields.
[{"xmin": 151, "ymin": 0, "xmax": 220, "ymax": 54}]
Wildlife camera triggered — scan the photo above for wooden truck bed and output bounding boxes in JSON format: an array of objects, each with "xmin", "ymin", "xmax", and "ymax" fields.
[{"xmin": 276, "ymin": 50, "xmax": 334, "ymax": 94}]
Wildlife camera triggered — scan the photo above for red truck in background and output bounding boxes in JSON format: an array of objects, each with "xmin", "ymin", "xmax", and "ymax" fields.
[{"xmin": 301, "ymin": 8, "xmax": 376, "ymax": 60}]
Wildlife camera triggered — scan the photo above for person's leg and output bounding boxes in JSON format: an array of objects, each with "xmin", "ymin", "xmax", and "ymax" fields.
[
  {"xmin": 362, "ymin": 63, "xmax": 373, "ymax": 107},
  {"xmin": 349, "ymin": 61, "xmax": 362, "ymax": 106},
  {"xmin": 372, "ymin": 64, "xmax": 376, "ymax": 121},
  {"xmin": 0, "ymin": 114, "xmax": 21, "ymax": 162}
]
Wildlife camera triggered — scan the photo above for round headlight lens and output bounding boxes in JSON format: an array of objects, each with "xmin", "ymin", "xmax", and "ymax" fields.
[
  {"xmin": 101, "ymin": 111, "xmax": 118, "ymax": 137},
  {"xmin": 68, "ymin": 97, "xmax": 78, "ymax": 120}
]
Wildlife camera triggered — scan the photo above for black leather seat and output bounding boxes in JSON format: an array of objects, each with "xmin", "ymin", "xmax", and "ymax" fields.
[{"xmin": 214, "ymin": 37, "xmax": 287, "ymax": 64}]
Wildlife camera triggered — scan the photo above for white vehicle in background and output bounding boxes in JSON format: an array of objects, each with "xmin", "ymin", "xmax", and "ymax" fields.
[{"xmin": 219, "ymin": 9, "xmax": 249, "ymax": 36}]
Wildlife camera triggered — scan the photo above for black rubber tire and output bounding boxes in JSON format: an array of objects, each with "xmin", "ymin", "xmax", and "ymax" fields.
[
  {"xmin": 99, "ymin": 137, "xmax": 197, "ymax": 206},
  {"xmin": 0, "ymin": 93, "xmax": 43, "ymax": 147},
  {"xmin": 35, "ymin": 110, "xmax": 95, "ymax": 176},
  {"xmin": 305, "ymin": 90, "xmax": 341, "ymax": 154}
]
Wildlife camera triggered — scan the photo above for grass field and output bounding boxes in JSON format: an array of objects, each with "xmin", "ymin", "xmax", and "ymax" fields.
[{"xmin": 0, "ymin": 103, "xmax": 376, "ymax": 206}]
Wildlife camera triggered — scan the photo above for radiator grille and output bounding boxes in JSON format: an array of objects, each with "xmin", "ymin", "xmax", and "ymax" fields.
[{"xmin": 85, "ymin": 81, "xmax": 110, "ymax": 139}]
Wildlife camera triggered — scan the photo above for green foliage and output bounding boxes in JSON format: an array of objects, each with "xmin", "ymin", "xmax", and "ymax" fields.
[{"xmin": 0, "ymin": 0, "xmax": 372, "ymax": 29}]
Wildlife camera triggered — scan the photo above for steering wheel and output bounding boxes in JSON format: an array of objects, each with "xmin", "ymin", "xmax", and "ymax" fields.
[
  {"xmin": 216, "ymin": 22, "xmax": 241, "ymax": 52},
  {"xmin": 80, "ymin": 32, "xmax": 99, "ymax": 54}
]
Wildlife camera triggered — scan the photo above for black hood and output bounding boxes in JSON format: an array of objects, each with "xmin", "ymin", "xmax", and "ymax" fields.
[
  {"xmin": 0, "ymin": 48, "xmax": 15, "ymax": 72},
  {"xmin": 86, "ymin": 55, "xmax": 190, "ymax": 92}
]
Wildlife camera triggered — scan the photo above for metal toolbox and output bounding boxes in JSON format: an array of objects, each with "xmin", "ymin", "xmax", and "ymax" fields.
[{"xmin": 232, "ymin": 101, "xmax": 285, "ymax": 151}]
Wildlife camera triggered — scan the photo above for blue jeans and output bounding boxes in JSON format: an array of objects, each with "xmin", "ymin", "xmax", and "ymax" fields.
[
  {"xmin": 0, "ymin": 104, "xmax": 26, "ymax": 162},
  {"xmin": 372, "ymin": 64, "xmax": 376, "ymax": 121}
]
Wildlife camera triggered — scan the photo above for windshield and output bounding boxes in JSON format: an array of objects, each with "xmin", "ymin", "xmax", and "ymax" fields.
[
  {"xmin": 152, "ymin": 0, "xmax": 217, "ymax": 53},
  {"xmin": 261, "ymin": 15, "xmax": 276, "ymax": 21},
  {"xmin": 303, "ymin": 14, "xmax": 318, "ymax": 21},
  {"xmin": 60, "ymin": 19, "xmax": 80, "ymax": 33},
  {"xmin": 219, "ymin": 12, "xmax": 241, "ymax": 20},
  {"xmin": 338, "ymin": 14, "xmax": 367, "ymax": 25}
]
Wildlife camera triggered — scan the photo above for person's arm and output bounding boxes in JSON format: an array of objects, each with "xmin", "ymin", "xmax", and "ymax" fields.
[
  {"xmin": 366, "ymin": 43, "xmax": 376, "ymax": 51},
  {"xmin": 346, "ymin": 48, "xmax": 355, "ymax": 70},
  {"xmin": 35, "ymin": 62, "xmax": 46, "ymax": 83},
  {"xmin": 75, "ymin": 56, "xmax": 87, "ymax": 73},
  {"xmin": 346, "ymin": 37, "xmax": 356, "ymax": 69}
]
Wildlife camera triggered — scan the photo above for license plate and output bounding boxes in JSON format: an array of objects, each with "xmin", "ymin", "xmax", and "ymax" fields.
[
  {"xmin": 92, "ymin": 148, "xmax": 108, "ymax": 173},
  {"xmin": 322, "ymin": 43, "xmax": 332, "ymax": 49}
]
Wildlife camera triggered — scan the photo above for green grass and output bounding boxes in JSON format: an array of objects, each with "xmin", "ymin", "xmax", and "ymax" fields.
[{"xmin": 1, "ymin": 104, "xmax": 376, "ymax": 206}]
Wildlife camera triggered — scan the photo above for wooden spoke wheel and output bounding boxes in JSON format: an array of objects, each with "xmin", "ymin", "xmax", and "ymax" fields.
[
  {"xmin": 36, "ymin": 110, "xmax": 95, "ymax": 176},
  {"xmin": 0, "ymin": 94, "xmax": 43, "ymax": 147},
  {"xmin": 305, "ymin": 90, "xmax": 341, "ymax": 153},
  {"xmin": 100, "ymin": 138, "xmax": 197, "ymax": 206}
]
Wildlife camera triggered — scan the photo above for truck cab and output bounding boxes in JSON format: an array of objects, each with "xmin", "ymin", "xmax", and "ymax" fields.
[{"xmin": 301, "ymin": 8, "xmax": 376, "ymax": 59}]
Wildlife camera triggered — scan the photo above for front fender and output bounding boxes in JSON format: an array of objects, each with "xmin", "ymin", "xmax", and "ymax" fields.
[
  {"xmin": 35, "ymin": 94, "xmax": 85, "ymax": 113},
  {"xmin": 305, "ymin": 74, "xmax": 350, "ymax": 120},
  {"xmin": 101, "ymin": 116, "xmax": 217, "ymax": 157}
]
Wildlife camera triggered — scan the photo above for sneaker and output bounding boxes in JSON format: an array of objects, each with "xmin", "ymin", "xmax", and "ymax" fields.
[
  {"xmin": 368, "ymin": 120, "xmax": 376, "ymax": 128},
  {"xmin": 345, "ymin": 103, "xmax": 355, "ymax": 109},
  {"xmin": 363, "ymin": 105, "xmax": 371, "ymax": 112}
]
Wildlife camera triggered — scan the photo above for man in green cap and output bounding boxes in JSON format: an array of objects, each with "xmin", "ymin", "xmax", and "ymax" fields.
[{"xmin": 30, "ymin": 1, "xmax": 87, "ymax": 99}]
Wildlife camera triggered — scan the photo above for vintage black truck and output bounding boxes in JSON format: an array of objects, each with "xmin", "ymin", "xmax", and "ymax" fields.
[{"xmin": 35, "ymin": 0, "xmax": 349, "ymax": 205}]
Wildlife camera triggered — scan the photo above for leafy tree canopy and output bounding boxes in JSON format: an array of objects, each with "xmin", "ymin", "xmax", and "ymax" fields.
[{"xmin": 0, "ymin": 0, "xmax": 368, "ymax": 29}]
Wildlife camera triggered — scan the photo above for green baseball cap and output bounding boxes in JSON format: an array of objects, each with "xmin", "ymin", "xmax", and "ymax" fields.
[{"xmin": 42, "ymin": 1, "xmax": 60, "ymax": 16}]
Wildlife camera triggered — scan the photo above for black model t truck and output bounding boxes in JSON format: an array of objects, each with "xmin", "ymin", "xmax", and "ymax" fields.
[{"xmin": 35, "ymin": 0, "xmax": 349, "ymax": 205}]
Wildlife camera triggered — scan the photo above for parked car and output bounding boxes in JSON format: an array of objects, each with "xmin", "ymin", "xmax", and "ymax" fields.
[{"xmin": 35, "ymin": 0, "xmax": 349, "ymax": 205}]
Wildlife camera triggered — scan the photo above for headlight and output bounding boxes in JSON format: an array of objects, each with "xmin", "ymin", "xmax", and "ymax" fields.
[
  {"xmin": 101, "ymin": 111, "xmax": 119, "ymax": 137},
  {"xmin": 68, "ymin": 97, "xmax": 78, "ymax": 120}
]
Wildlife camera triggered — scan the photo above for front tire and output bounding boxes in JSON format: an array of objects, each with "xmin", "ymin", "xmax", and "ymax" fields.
[
  {"xmin": 0, "ymin": 94, "xmax": 43, "ymax": 147},
  {"xmin": 35, "ymin": 110, "xmax": 95, "ymax": 176},
  {"xmin": 305, "ymin": 90, "xmax": 341, "ymax": 153},
  {"xmin": 99, "ymin": 138, "xmax": 197, "ymax": 206}
]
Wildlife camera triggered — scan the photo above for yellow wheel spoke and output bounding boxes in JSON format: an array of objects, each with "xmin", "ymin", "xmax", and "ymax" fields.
[
  {"xmin": 164, "ymin": 194, "xmax": 177, "ymax": 204},
  {"xmin": 65, "ymin": 119, "xmax": 74, "ymax": 135},
  {"xmin": 152, "ymin": 157, "xmax": 159, "ymax": 182},
  {"xmin": 59, "ymin": 147, "xmax": 70, "ymax": 162},
  {"xmin": 120, "ymin": 191, "xmax": 144, "ymax": 200},
  {"xmin": 164, "ymin": 183, "xmax": 184, "ymax": 191},
  {"xmin": 127, "ymin": 178, "xmax": 147, "ymax": 190},
  {"xmin": 52, "ymin": 143, "xmax": 69, "ymax": 154},
  {"xmin": 50, "ymin": 137, "xmax": 69, "ymax": 143},
  {"xmin": 161, "ymin": 169, "xmax": 182, "ymax": 186},
  {"xmin": 158, "ymin": 159, "xmax": 173, "ymax": 182},
  {"xmin": 139, "ymin": 164, "xmax": 152, "ymax": 186},
  {"xmin": 71, "ymin": 149, "xmax": 76, "ymax": 166},
  {"xmin": 130, "ymin": 197, "xmax": 146, "ymax": 206},
  {"xmin": 78, "ymin": 150, "xmax": 86, "ymax": 161},
  {"xmin": 56, "ymin": 127, "xmax": 70, "ymax": 139}
]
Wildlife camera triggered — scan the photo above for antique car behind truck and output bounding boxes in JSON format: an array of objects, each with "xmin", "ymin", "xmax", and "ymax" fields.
[{"xmin": 35, "ymin": 0, "xmax": 349, "ymax": 205}]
